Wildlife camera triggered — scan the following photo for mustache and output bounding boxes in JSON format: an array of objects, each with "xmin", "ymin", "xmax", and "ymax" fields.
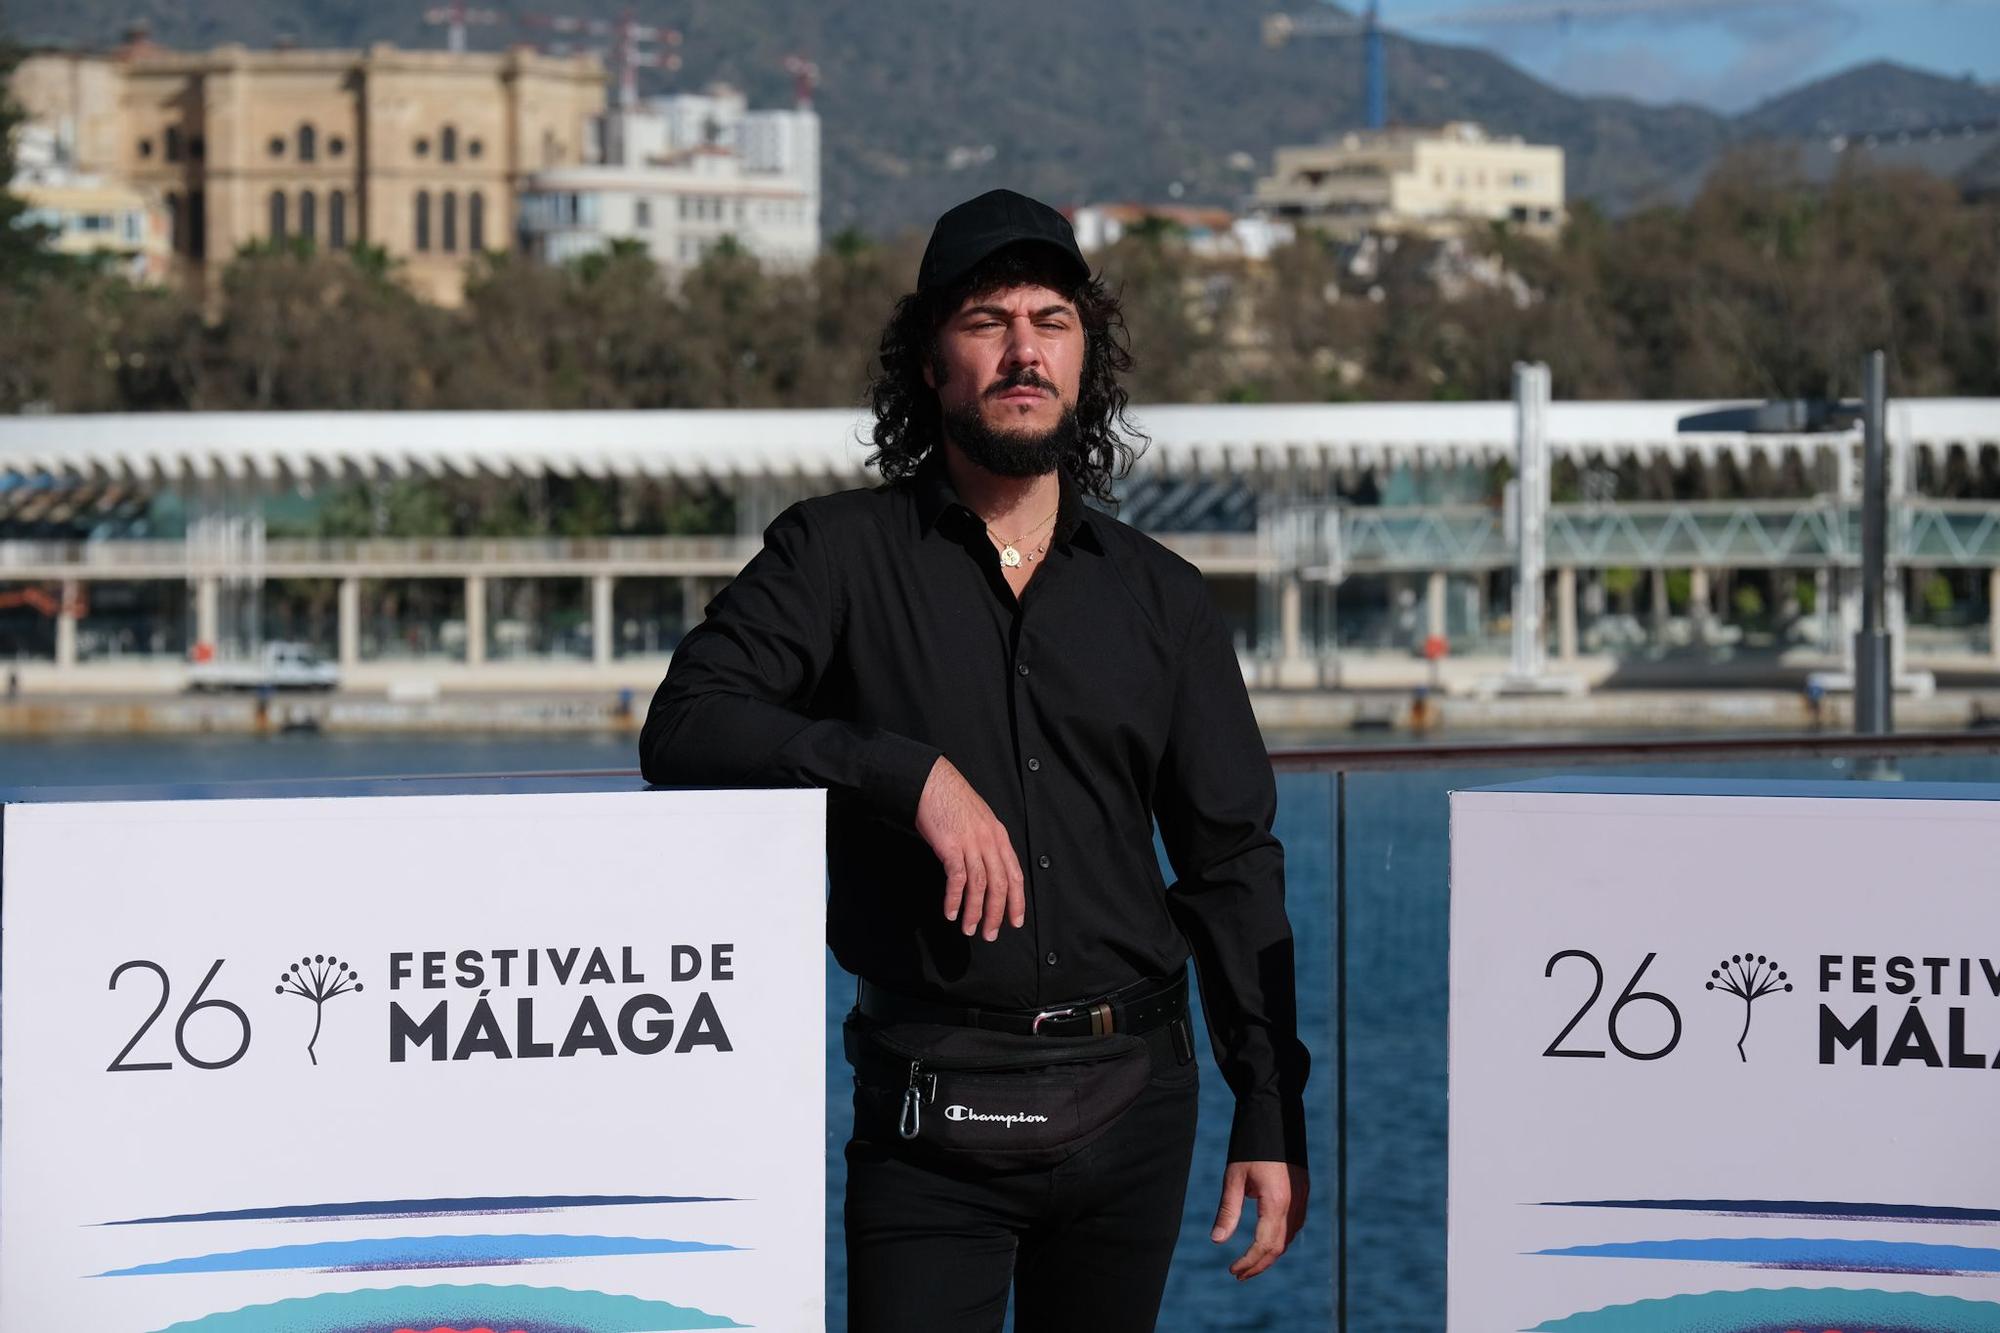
[{"xmin": 986, "ymin": 369, "xmax": 1057, "ymax": 398}]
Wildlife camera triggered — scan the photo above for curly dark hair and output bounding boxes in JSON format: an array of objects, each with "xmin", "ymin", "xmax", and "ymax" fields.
[{"xmin": 866, "ymin": 242, "xmax": 1146, "ymax": 506}]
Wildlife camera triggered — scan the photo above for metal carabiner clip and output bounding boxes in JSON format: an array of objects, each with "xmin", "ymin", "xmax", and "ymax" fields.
[{"xmin": 899, "ymin": 1061, "xmax": 923, "ymax": 1139}]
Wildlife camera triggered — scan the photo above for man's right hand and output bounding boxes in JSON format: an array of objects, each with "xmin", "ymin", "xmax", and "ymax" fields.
[{"xmin": 915, "ymin": 756, "xmax": 1026, "ymax": 942}]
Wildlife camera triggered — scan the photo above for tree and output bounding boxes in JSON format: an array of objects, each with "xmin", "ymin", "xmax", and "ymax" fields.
[{"xmin": 0, "ymin": 35, "xmax": 57, "ymax": 290}]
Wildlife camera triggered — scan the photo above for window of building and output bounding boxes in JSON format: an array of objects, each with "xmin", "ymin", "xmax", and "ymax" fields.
[
  {"xmin": 634, "ymin": 198, "xmax": 651, "ymax": 228},
  {"xmin": 468, "ymin": 191, "xmax": 485, "ymax": 252},
  {"xmin": 188, "ymin": 191, "xmax": 206, "ymax": 259},
  {"xmin": 328, "ymin": 136, "xmax": 345, "ymax": 158},
  {"xmin": 415, "ymin": 190, "xmax": 431, "ymax": 251},
  {"xmin": 678, "ymin": 196, "xmax": 689, "ymax": 220},
  {"xmin": 125, "ymin": 211, "xmax": 144, "ymax": 244},
  {"xmin": 415, "ymin": 137, "xmax": 430, "ymax": 157},
  {"xmin": 189, "ymin": 135, "xmax": 205, "ymax": 160},
  {"xmin": 299, "ymin": 189, "xmax": 317, "ymax": 242},
  {"xmin": 166, "ymin": 191, "xmax": 182, "ymax": 252},
  {"xmin": 442, "ymin": 126, "xmax": 457, "ymax": 164},
  {"xmin": 269, "ymin": 190, "xmax": 287, "ymax": 240},
  {"xmin": 298, "ymin": 125, "xmax": 315, "ymax": 162},
  {"xmin": 164, "ymin": 127, "xmax": 183, "ymax": 162},
  {"xmin": 441, "ymin": 190, "xmax": 458, "ymax": 252},
  {"xmin": 138, "ymin": 137, "xmax": 154, "ymax": 159},
  {"xmin": 468, "ymin": 138, "xmax": 483, "ymax": 159},
  {"xmin": 269, "ymin": 135, "xmax": 286, "ymax": 158},
  {"xmin": 330, "ymin": 190, "xmax": 347, "ymax": 249}
]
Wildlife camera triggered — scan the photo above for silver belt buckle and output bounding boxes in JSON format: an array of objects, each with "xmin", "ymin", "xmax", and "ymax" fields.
[{"xmin": 1031, "ymin": 1006, "xmax": 1076, "ymax": 1035}]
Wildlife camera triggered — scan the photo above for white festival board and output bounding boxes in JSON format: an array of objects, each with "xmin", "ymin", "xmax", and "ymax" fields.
[
  {"xmin": 0, "ymin": 787, "xmax": 826, "ymax": 1333},
  {"xmin": 1449, "ymin": 780, "xmax": 2000, "ymax": 1333}
]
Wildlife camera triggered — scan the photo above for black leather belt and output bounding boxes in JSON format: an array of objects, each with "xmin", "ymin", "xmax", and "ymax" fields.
[{"xmin": 855, "ymin": 971, "xmax": 1188, "ymax": 1039}]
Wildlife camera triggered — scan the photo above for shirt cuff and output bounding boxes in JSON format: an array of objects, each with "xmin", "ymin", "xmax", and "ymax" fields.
[
  {"xmin": 1228, "ymin": 1092, "xmax": 1311, "ymax": 1167},
  {"xmin": 860, "ymin": 730, "xmax": 944, "ymax": 827}
]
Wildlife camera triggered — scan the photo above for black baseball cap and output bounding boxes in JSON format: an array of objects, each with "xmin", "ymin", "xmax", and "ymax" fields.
[{"xmin": 917, "ymin": 188, "xmax": 1089, "ymax": 294}]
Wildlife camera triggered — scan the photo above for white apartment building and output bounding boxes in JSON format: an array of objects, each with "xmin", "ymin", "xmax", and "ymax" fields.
[
  {"xmin": 9, "ymin": 122, "xmax": 173, "ymax": 283},
  {"xmin": 517, "ymin": 83, "xmax": 819, "ymax": 272},
  {"xmin": 1251, "ymin": 122, "xmax": 1564, "ymax": 240}
]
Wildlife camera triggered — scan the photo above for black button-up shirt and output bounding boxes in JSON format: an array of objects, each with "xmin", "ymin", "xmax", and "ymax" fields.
[{"xmin": 639, "ymin": 447, "xmax": 1310, "ymax": 1163}]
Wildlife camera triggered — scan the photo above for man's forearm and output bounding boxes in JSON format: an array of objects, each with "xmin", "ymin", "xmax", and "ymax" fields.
[{"xmin": 641, "ymin": 685, "xmax": 941, "ymax": 826}]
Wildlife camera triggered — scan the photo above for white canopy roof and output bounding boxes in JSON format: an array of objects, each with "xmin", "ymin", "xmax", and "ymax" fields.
[{"xmin": 1, "ymin": 400, "xmax": 1996, "ymax": 484}]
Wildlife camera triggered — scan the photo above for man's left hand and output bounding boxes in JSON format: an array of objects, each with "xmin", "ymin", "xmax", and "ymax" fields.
[{"xmin": 1210, "ymin": 1159, "xmax": 1308, "ymax": 1280}]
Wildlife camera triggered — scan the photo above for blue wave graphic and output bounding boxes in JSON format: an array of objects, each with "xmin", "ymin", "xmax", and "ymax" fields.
[
  {"xmin": 100, "ymin": 1193, "xmax": 735, "ymax": 1226},
  {"xmin": 1535, "ymin": 1235, "xmax": 2000, "ymax": 1276},
  {"xmin": 1528, "ymin": 1285, "xmax": 2000, "ymax": 1332},
  {"xmin": 97, "ymin": 1233, "xmax": 742, "ymax": 1277},
  {"xmin": 145, "ymin": 1282, "xmax": 746, "ymax": 1332},
  {"xmin": 1543, "ymin": 1197, "xmax": 2000, "ymax": 1226}
]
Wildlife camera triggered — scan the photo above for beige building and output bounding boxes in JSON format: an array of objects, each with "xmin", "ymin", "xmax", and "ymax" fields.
[
  {"xmin": 1252, "ymin": 122, "xmax": 1565, "ymax": 240},
  {"xmin": 11, "ymin": 38, "xmax": 605, "ymax": 304},
  {"xmin": 14, "ymin": 178, "xmax": 173, "ymax": 282}
]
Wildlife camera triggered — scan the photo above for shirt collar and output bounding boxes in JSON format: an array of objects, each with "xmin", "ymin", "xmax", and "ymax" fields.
[{"xmin": 912, "ymin": 446, "xmax": 1103, "ymax": 554}]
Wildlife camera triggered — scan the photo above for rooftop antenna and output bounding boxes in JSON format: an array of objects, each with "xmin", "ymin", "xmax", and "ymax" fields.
[
  {"xmin": 520, "ymin": 8, "xmax": 682, "ymax": 107},
  {"xmin": 424, "ymin": 1, "xmax": 502, "ymax": 54},
  {"xmin": 784, "ymin": 54, "xmax": 820, "ymax": 111}
]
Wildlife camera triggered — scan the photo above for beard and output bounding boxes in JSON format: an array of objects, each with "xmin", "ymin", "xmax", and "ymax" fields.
[{"xmin": 942, "ymin": 395, "xmax": 1080, "ymax": 478}]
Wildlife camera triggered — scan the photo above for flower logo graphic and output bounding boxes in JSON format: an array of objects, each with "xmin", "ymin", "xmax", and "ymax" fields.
[
  {"xmin": 1705, "ymin": 952, "xmax": 1791, "ymax": 1062},
  {"xmin": 276, "ymin": 954, "xmax": 363, "ymax": 1066}
]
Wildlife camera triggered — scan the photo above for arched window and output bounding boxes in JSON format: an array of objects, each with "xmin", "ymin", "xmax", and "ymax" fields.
[
  {"xmin": 441, "ymin": 125, "xmax": 458, "ymax": 163},
  {"xmin": 414, "ymin": 191, "xmax": 431, "ymax": 251},
  {"xmin": 329, "ymin": 190, "xmax": 347, "ymax": 249},
  {"xmin": 298, "ymin": 189, "xmax": 317, "ymax": 242},
  {"xmin": 165, "ymin": 191, "xmax": 182, "ymax": 254},
  {"xmin": 268, "ymin": 189, "xmax": 287, "ymax": 241},
  {"xmin": 165, "ymin": 126, "xmax": 183, "ymax": 162},
  {"xmin": 467, "ymin": 191, "xmax": 485, "ymax": 252},
  {"xmin": 188, "ymin": 190, "xmax": 206, "ymax": 259},
  {"xmin": 298, "ymin": 124, "xmax": 316, "ymax": 162},
  {"xmin": 441, "ymin": 190, "xmax": 458, "ymax": 253}
]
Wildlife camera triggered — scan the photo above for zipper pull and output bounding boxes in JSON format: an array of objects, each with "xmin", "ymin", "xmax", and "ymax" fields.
[{"xmin": 899, "ymin": 1061, "xmax": 923, "ymax": 1140}]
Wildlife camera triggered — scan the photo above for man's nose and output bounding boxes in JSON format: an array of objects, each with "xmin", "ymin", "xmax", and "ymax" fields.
[{"xmin": 1001, "ymin": 319, "xmax": 1043, "ymax": 370}]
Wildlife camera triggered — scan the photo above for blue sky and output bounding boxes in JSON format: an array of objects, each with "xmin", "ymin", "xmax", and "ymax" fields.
[{"xmin": 1381, "ymin": 0, "xmax": 2000, "ymax": 112}]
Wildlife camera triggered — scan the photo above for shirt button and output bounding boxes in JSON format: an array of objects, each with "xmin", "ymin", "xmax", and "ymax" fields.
[
  {"xmin": 1027, "ymin": 757, "xmax": 1041, "ymax": 772},
  {"xmin": 1016, "ymin": 662, "xmax": 1030, "ymax": 676},
  {"xmin": 1037, "ymin": 854, "xmax": 1051, "ymax": 869},
  {"xmin": 1045, "ymin": 951, "xmax": 1059, "ymax": 966}
]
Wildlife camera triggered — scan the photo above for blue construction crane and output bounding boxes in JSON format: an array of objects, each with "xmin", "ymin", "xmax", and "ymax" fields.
[{"xmin": 1263, "ymin": 0, "xmax": 1796, "ymax": 130}]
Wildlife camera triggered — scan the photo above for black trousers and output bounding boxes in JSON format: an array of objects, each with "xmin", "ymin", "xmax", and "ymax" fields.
[{"xmin": 843, "ymin": 1022, "xmax": 1201, "ymax": 1333}]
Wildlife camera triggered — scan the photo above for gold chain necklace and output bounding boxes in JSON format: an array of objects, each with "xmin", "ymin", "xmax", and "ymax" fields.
[{"xmin": 985, "ymin": 501, "xmax": 1059, "ymax": 569}]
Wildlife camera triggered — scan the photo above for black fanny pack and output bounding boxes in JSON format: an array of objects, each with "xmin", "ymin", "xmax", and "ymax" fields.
[
  {"xmin": 845, "ymin": 972, "xmax": 1192, "ymax": 1173},
  {"xmin": 845, "ymin": 1014, "xmax": 1155, "ymax": 1173}
]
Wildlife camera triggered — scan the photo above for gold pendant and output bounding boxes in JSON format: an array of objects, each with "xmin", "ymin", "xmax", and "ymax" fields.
[{"xmin": 1000, "ymin": 545, "xmax": 1023, "ymax": 568}]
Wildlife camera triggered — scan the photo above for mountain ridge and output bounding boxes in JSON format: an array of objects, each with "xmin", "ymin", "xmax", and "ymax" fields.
[{"xmin": 6, "ymin": 1, "xmax": 1995, "ymax": 233}]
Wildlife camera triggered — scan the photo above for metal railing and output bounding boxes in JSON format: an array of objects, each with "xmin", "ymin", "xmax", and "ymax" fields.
[{"xmin": 14, "ymin": 499, "xmax": 2000, "ymax": 586}]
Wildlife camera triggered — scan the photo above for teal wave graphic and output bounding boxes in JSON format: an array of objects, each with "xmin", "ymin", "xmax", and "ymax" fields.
[
  {"xmin": 147, "ymin": 1283, "xmax": 745, "ymax": 1332},
  {"xmin": 1529, "ymin": 1285, "xmax": 2000, "ymax": 1332},
  {"xmin": 1534, "ymin": 1235, "xmax": 2000, "ymax": 1276},
  {"xmin": 98, "ymin": 1232, "xmax": 740, "ymax": 1277}
]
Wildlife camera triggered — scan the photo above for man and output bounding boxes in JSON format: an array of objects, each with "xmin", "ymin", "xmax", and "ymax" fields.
[{"xmin": 640, "ymin": 188, "xmax": 1310, "ymax": 1332}]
